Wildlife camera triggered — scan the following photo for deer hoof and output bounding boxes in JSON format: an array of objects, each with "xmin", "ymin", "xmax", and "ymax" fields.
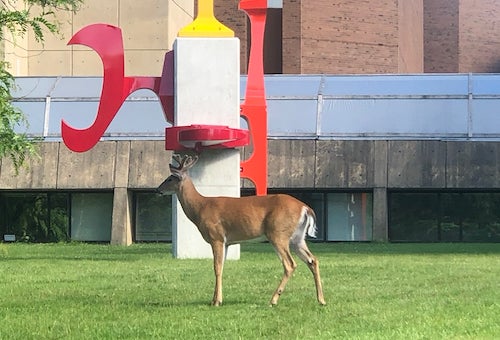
[{"xmin": 211, "ymin": 300, "xmax": 222, "ymax": 307}]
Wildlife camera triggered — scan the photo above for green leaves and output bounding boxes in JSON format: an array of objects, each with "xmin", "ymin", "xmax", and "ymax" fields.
[
  {"xmin": 0, "ymin": 61, "xmax": 38, "ymax": 173},
  {"xmin": 0, "ymin": 0, "xmax": 82, "ymax": 173}
]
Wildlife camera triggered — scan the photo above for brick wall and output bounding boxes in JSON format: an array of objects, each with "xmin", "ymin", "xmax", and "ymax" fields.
[
  {"xmin": 398, "ymin": 0, "xmax": 423, "ymax": 73},
  {"xmin": 283, "ymin": 0, "xmax": 302, "ymax": 73},
  {"xmin": 459, "ymin": 0, "xmax": 500, "ymax": 72},
  {"xmin": 424, "ymin": 0, "xmax": 459, "ymax": 72},
  {"xmin": 424, "ymin": 0, "xmax": 500, "ymax": 73},
  {"xmin": 212, "ymin": 0, "xmax": 500, "ymax": 74},
  {"xmin": 298, "ymin": 0, "xmax": 400, "ymax": 74}
]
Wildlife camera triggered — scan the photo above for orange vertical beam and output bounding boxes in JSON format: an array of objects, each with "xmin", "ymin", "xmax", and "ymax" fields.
[{"xmin": 239, "ymin": 0, "xmax": 268, "ymax": 195}]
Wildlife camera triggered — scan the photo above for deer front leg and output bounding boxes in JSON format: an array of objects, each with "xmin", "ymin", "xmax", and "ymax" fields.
[{"xmin": 211, "ymin": 241, "xmax": 225, "ymax": 306}]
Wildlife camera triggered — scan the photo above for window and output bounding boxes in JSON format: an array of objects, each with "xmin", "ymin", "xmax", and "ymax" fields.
[
  {"xmin": 326, "ymin": 193, "xmax": 373, "ymax": 241},
  {"xmin": 134, "ymin": 192, "xmax": 172, "ymax": 242},
  {"xmin": 0, "ymin": 192, "xmax": 69, "ymax": 242},
  {"xmin": 389, "ymin": 192, "xmax": 439, "ymax": 242},
  {"xmin": 389, "ymin": 191, "xmax": 500, "ymax": 242},
  {"xmin": 71, "ymin": 193, "xmax": 113, "ymax": 242},
  {"xmin": 49, "ymin": 193, "xmax": 71, "ymax": 242}
]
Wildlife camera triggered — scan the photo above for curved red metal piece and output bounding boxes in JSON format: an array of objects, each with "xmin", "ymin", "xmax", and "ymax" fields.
[
  {"xmin": 62, "ymin": 24, "xmax": 126, "ymax": 152},
  {"xmin": 239, "ymin": 0, "xmax": 268, "ymax": 196},
  {"xmin": 61, "ymin": 24, "xmax": 173, "ymax": 152}
]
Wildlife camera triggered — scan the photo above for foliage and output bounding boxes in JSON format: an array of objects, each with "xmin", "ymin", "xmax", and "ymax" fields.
[
  {"xmin": 0, "ymin": 0, "xmax": 83, "ymax": 173},
  {"xmin": 0, "ymin": 62, "xmax": 38, "ymax": 172},
  {"xmin": 0, "ymin": 243, "xmax": 498, "ymax": 339},
  {"xmin": 1, "ymin": 0, "xmax": 83, "ymax": 43}
]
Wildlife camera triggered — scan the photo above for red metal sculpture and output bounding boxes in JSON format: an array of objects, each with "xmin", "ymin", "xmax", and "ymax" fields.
[
  {"xmin": 61, "ymin": 1, "xmax": 269, "ymax": 195},
  {"xmin": 61, "ymin": 24, "xmax": 174, "ymax": 152}
]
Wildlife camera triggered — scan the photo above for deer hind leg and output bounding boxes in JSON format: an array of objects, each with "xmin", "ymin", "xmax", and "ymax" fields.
[
  {"xmin": 211, "ymin": 241, "xmax": 225, "ymax": 306},
  {"xmin": 270, "ymin": 243, "xmax": 297, "ymax": 306},
  {"xmin": 290, "ymin": 239, "xmax": 326, "ymax": 305}
]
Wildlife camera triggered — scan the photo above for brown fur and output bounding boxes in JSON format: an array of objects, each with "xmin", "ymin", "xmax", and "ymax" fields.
[{"xmin": 158, "ymin": 154, "xmax": 325, "ymax": 306}]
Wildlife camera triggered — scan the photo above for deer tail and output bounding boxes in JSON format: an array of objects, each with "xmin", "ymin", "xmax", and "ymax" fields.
[
  {"xmin": 304, "ymin": 207, "xmax": 318, "ymax": 238},
  {"xmin": 291, "ymin": 206, "xmax": 318, "ymax": 245}
]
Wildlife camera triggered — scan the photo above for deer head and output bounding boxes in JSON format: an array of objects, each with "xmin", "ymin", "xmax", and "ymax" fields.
[{"xmin": 157, "ymin": 154, "xmax": 199, "ymax": 195}]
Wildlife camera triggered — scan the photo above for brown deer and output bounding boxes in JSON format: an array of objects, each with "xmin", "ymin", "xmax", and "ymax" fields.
[{"xmin": 157, "ymin": 154, "xmax": 325, "ymax": 306}]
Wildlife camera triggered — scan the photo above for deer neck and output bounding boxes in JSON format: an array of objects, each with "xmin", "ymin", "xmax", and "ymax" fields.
[{"xmin": 177, "ymin": 176, "xmax": 204, "ymax": 224}]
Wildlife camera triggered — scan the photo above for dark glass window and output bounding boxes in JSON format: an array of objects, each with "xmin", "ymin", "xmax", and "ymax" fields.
[
  {"xmin": 0, "ymin": 192, "xmax": 69, "ymax": 242},
  {"xmin": 389, "ymin": 192, "xmax": 439, "ymax": 242},
  {"xmin": 389, "ymin": 191, "xmax": 500, "ymax": 242},
  {"xmin": 134, "ymin": 192, "xmax": 172, "ymax": 242},
  {"xmin": 461, "ymin": 193, "xmax": 500, "ymax": 242}
]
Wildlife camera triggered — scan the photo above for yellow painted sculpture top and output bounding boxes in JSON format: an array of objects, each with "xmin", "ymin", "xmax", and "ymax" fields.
[{"xmin": 178, "ymin": 0, "xmax": 234, "ymax": 37}]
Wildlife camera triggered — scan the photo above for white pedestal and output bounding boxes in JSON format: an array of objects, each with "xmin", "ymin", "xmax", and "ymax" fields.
[{"xmin": 172, "ymin": 37, "xmax": 241, "ymax": 259}]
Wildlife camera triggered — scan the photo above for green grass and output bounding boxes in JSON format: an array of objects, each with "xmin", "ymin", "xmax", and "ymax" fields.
[{"xmin": 0, "ymin": 242, "xmax": 499, "ymax": 339}]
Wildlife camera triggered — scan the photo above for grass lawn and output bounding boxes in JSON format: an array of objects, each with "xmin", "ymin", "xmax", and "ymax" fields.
[{"xmin": 0, "ymin": 242, "xmax": 499, "ymax": 339}]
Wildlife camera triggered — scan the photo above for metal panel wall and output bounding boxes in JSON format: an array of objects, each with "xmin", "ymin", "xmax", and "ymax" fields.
[{"xmin": 13, "ymin": 74, "xmax": 500, "ymax": 142}]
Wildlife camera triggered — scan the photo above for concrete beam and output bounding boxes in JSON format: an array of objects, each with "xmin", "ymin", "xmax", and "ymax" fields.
[
  {"xmin": 316, "ymin": 140, "xmax": 375, "ymax": 188},
  {"xmin": 0, "ymin": 142, "xmax": 59, "ymax": 189},
  {"xmin": 268, "ymin": 139, "xmax": 316, "ymax": 188},
  {"xmin": 57, "ymin": 141, "xmax": 116, "ymax": 189},
  {"xmin": 388, "ymin": 140, "xmax": 446, "ymax": 188},
  {"xmin": 128, "ymin": 141, "xmax": 172, "ymax": 189}
]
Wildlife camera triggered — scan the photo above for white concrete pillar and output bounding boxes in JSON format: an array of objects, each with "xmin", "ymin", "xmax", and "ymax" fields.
[{"xmin": 172, "ymin": 37, "xmax": 241, "ymax": 259}]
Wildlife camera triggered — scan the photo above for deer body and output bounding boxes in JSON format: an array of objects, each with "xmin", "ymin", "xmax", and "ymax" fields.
[{"xmin": 158, "ymin": 154, "xmax": 325, "ymax": 306}]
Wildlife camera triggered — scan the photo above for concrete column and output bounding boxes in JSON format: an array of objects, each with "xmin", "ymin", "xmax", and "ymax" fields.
[
  {"xmin": 372, "ymin": 188, "xmax": 389, "ymax": 241},
  {"xmin": 111, "ymin": 141, "xmax": 132, "ymax": 245},
  {"xmin": 111, "ymin": 187, "xmax": 133, "ymax": 245},
  {"xmin": 172, "ymin": 37, "xmax": 241, "ymax": 259},
  {"xmin": 373, "ymin": 141, "xmax": 389, "ymax": 241}
]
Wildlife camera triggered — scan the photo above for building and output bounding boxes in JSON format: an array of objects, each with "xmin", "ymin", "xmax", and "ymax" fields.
[{"xmin": 1, "ymin": 1, "xmax": 499, "ymax": 243}]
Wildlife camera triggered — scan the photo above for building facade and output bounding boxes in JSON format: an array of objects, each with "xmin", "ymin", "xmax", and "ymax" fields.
[
  {"xmin": 1, "ymin": 1, "xmax": 500, "ymax": 244},
  {"xmin": 2, "ymin": 0, "xmax": 194, "ymax": 76},
  {"xmin": 2, "ymin": 138, "xmax": 500, "ymax": 243},
  {"xmin": 5, "ymin": 1, "xmax": 500, "ymax": 76}
]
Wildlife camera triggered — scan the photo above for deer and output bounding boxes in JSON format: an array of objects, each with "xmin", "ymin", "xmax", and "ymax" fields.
[{"xmin": 157, "ymin": 153, "xmax": 326, "ymax": 307}]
